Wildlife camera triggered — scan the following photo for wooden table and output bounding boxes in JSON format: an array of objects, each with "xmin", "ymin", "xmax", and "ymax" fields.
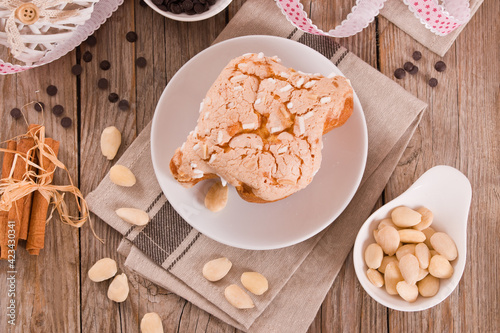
[{"xmin": 0, "ymin": 0, "xmax": 498, "ymax": 331}]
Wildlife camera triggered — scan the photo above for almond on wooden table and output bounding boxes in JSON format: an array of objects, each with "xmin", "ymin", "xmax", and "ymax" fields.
[
  {"xmin": 88, "ymin": 258, "xmax": 117, "ymax": 282},
  {"xmin": 100, "ymin": 126, "xmax": 121, "ymax": 160},
  {"xmin": 107, "ymin": 273, "xmax": 129, "ymax": 303},
  {"xmin": 109, "ymin": 165, "xmax": 136, "ymax": 187},
  {"xmin": 140, "ymin": 312, "xmax": 164, "ymax": 333}
]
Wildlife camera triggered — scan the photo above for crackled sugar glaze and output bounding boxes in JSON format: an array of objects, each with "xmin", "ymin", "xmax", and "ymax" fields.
[{"xmin": 170, "ymin": 53, "xmax": 353, "ymax": 202}]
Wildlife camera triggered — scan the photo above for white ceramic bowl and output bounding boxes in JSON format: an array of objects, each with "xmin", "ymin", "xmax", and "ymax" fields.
[
  {"xmin": 353, "ymin": 165, "xmax": 472, "ymax": 311},
  {"xmin": 144, "ymin": 0, "xmax": 232, "ymax": 22}
]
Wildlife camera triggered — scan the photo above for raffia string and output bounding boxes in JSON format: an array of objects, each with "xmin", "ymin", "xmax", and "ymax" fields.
[
  {"xmin": 2, "ymin": 0, "xmax": 80, "ymax": 56},
  {"xmin": 0, "ymin": 124, "xmax": 102, "ymax": 242}
]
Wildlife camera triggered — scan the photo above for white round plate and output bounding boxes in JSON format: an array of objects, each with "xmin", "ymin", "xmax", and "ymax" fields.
[
  {"xmin": 151, "ymin": 35, "xmax": 368, "ymax": 250},
  {"xmin": 144, "ymin": 0, "xmax": 232, "ymax": 22}
]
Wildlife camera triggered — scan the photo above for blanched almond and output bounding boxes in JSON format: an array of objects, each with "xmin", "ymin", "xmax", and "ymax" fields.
[
  {"xmin": 366, "ymin": 268, "xmax": 384, "ymax": 287},
  {"xmin": 224, "ymin": 284, "xmax": 254, "ymax": 309},
  {"xmin": 116, "ymin": 208, "xmax": 150, "ymax": 226},
  {"xmin": 107, "ymin": 273, "xmax": 129, "ymax": 302},
  {"xmin": 428, "ymin": 255, "xmax": 454, "ymax": 279},
  {"xmin": 205, "ymin": 182, "xmax": 228, "ymax": 212},
  {"xmin": 413, "ymin": 207, "xmax": 433, "ymax": 230},
  {"xmin": 364, "ymin": 243, "xmax": 384, "ymax": 269},
  {"xmin": 417, "ymin": 274, "xmax": 440, "ymax": 297},
  {"xmin": 399, "ymin": 254, "xmax": 420, "ymax": 285},
  {"xmin": 88, "ymin": 258, "xmax": 117, "ymax": 282},
  {"xmin": 384, "ymin": 262, "xmax": 404, "ymax": 295},
  {"xmin": 110, "ymin": 165, "xmax": 136, "ymax": 187},
  {"xmin": 373, "ymin": 229, "xmax": 380, "ymax": 243},
  {"xmin": 202, "ymin": 257, "xmax": 232, "ymax": 282},
  {"xmin": 100, "ymin": 126, "xmax": 121, "ymax": 160},
  {"xmin": 378, "ymin": 218, "xmax": 399, "ymax": 230},
  {"xmin": 415, "ymin": 243, "xmax": 430, "ymax": 269},
  {"xmin": 377, "ymin": 226, "xmax": 400, "ymax": 256},
  {"xmin": 378, "ymin": 255, "xmax": 398, "ymax": 274},
  {"xmin": 391, "ymin": 206, "xmax": 422, "ymax": 227},
  {"xmin": 140, "ymin": 313, "xmax": 163, "ymax": 333},
  {"xmin": 398, "ymin": 229, "xmax": 426, "ymax": 243},
  {"xmin": 396, "ymin": 281, "xmax": 419, "ymax": 302},
  {"xmin": 396, "ymin": 244, "xmax": 416, "ymax": 261},
  {"xmin": 422, "ymin": 227, "xmax": 436, "ymax": 249},
  {"xmin": 241, "ymin": 272, "xmax": 269, "ymax": 295},
  {"xmin": 417, "ymin": 268, "xmax": 429, "ymax": 281},
  {"xmin": 430, "ymin": 232, "xmax": 458, "ymax": 261}
]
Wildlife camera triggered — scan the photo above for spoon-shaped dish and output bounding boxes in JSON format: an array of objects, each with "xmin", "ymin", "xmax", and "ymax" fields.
[{"xmin": 353, "ymin": 165, "xmax": 472, "ymax": 311}]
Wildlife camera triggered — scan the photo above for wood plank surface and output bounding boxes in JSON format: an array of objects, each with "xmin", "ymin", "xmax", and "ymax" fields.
[{"xmin": 0, "ymin": 0, "xmax": 498, "ymax": 331}]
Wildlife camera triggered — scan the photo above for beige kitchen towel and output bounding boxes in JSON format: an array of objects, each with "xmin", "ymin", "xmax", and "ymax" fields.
[
  {"xmin": 380, "ymin": 0, "xmax": 484, "ymax": 56},
  {"xmin": 86, "ymin": 0, "xmax": 428, "ymax": 330}
]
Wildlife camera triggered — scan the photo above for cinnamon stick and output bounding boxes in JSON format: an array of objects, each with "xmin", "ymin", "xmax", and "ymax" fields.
[
  {"xmin": 26, "ymin": 138, "xmax": 60, "ymax": 255},
  {"xmin": 0, "ymin": 141, "xmax": 17, "ymax": 259},
  {"xmin": 7, "ymin": 137, "xmax": 35, "ymax": 250}
]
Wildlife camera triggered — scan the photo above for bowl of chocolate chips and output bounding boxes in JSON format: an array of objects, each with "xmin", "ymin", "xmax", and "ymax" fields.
[{"xmin": 145, "ymin": 0, "xmax": 231, "ymax": 21}]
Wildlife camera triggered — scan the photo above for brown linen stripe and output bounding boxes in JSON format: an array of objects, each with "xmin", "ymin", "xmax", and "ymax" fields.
[{"xmin": 297, "ymin": 34, "xmax": 341, "ymax": 61}]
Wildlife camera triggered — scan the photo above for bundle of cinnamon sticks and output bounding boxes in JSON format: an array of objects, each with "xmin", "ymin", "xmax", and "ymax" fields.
[{"xmin": 0, "ymin": 125, "xmax": 60, "ymax": 258}]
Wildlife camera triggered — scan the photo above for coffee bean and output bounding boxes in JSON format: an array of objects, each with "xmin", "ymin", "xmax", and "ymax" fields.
[
  {"xmin": 118, "ymin": 100, "xmax": 130, "ymax": 111},
  {"xmin": 403, "ymin": 62, "xmax": 414, "ymax": 72},
  {"xmin": 100, "ymin": 60, "xmax": 111, "ymax": 71},
  {"xmin": 136, "ymin": 57, "xmax": 147, "ymax": 68},
  {"xmin": 86, "ymin": 35, "xmax": 97, "ymax": 47},
  {"xmin": 61, "ymin": 117, "xmax": 72, "ymax": 128},
  {"xmin": 139, "ymin": 0, "xmax": 147, "ymax": 7},
  {"xmin": 194, "ymin": 3, "xmax": 204, "ymax": 12},
  {"xmin": 409, "ymin": 65, "xmax": 419, "ymax": 75},
  {"xmin": 71, "ymin": 64, "xmax": 83, "ymax": 76},
  {"xmin": 428, "ymin": 78, "xmax": 438, "ymax": 87},
  {"xmin": 126, "ymin": 31, "xmax": 138, "ymax": 43},
  {"xmin": 152, "ymin": 0, "xmax": 163, "ymax": 5},
  {"xmin": 46, "ymin": 85, "xmax": 58, "ymax": 96},
  {"xmin": 182, "ymin": 0, "xmax": 193, "ymax": 10},
  {"xmin": 412, "ymin": 51, "xmax": 422, "ymax": 61},
  {"xmin": 434, "ymin": 61, "xmax": 446, "ymax": 72},
  {"xmin": 52, "ymin": 105, "xmax": 64, "ymax": 116},
  {"xmin": 98, "ymin": 78, "xmax": 109, "ymax": 90},
  {"xmin": 83, "ymin": 51, "xmax": 93, "ymax": 62},
  {"xmin": 34, "ymin": 102, "xmax": 44, "ymax": 112},
  {"xmin": 170, "ymin": 3, "xmax": 182, "ymax": 13},
  {"xmin": 10, "ymin": 108, "xmax": 22, "ymax": 120},
  {"xmin": 108, "ymin": 93, "xmax": 119, "ymax": 103},
  {"xmin": 394, "ymin": 68, "xmax": 406, "ymax": 79}
]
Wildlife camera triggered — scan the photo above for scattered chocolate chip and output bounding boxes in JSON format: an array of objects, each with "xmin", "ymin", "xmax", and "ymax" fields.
[
  {"xmin": 394, "ymin": 68, "xmax": 406, "ymax": 79},
  {"xmin": 412, "ymin": 51, "xmax": 422, "ymax": 61},
  {"xmin": 34, "ymin": 102, "xmax": 44, "ymax": 112},
  {"xmin": 10, "ymin": 108, "xmax": 22, "ymax": 119},
  {"xmin": 61, "ymin": 117, "xmax": 72, "ymax": 128},
  {"xmin": 71, "ymin": 64, "xmax": 83, "ymax": 76},
  {"xmin": 83, "ymin": 51, "xmax": 93, "ymax": 62},
  {"xmin": 126, "ymin": 31, "xmax": 138, "ymax": 43},
  {"xmin": 193, "ymin": 3, "xmax": 205, "ymax": 13},
  {"xmin": 428, "ymin": 78, "xmax": 438, "ymax": 87},
  {"xmin": 434, "ymin": 61, "xmax": 447, "ymax": 72},
  {"xmin": 139, "ymin": 0, "xmax": 147, "ymax": 6},
  {"xmin": 118, "ymin": 99, "xmax": 130, "ymax": 111},
  {"xmin": 52, "ymin": 104, "xmax": 64, "ymax": 116},
  {"xmin": 46, "ymin": 85, "xmax": 58, "ymax": 96},
  {"xmin": 136, "ymin": 57, "xmax": 147, "ymax": 68},
  {"xmin": 409, "ymin": 65, "xmax": 419, "ymax": 75},
  {"xmin": 108, "ymin": 93, "xmax": 119, "ymax": 103},
  {"xmin": 152, "ymin": 0, "xmax": 162, "ymax": 5},
  {"xmin": 403, "ymin": 62, "xmax": 414, "ymax": 72},
  {"xmin": 86, "ymin": 35, "xmax": 97, "ymax": 47},
  {"xmin": 98, "ymin": 78, "xmax": 109, "ymax": 90},
  {"xmin": 100, "ymin": 60, "xmax": 111, "ymax": 71}
]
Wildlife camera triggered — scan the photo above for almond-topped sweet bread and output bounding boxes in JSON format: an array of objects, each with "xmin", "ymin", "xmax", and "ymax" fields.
[{"xmin": 169, "ymin": 53, "xmax": 354, "ymax": 203}]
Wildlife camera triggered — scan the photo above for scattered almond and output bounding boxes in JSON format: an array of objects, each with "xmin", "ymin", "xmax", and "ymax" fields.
[
  {"xmin": 116, "ymin": 208, "xmax": 150, "ymax": 226},
  {"xmin": 377, "ymin": 226, "xmax": 400, "ymax": 256},
  {"xmin": 430, "ymin": 232, "xmax": 458, "ymax": 261},
  {"xmin": 205, "ymin": 182, "xmax": 228, "ymax": 212},
  {"xmin": 398, "ymin": 229, "xmax": 426, "ymax": 243},
  {"xmin": 107, "ymin": 273, "xmax": 129, "ymax": 302},
  {"xmin": 202, "ymin": 257, "xmax": 232, "ymax": 282},
  {"xmin": 417, "ymin": 274, "xmax": 440, "ymax": 297},
  {"xmin": 428, "ymin": 255, "xmax": 454, "ymax": 279},
  {"xmin": 366, "ymin": 268, "xmax": 384, "ymax": 288},
  {"xmin": 391, "ymin": 206, "xmax": 422, "ymax": 227},
  {"xmin": 413, "ymin": 207, "xmax": 433, "ymax": 230},
  {"xmin": 140, "ymin": 312, "xmax": 164, "ymax": 333},
  {"xmin": 100, "ymin": 126, "xmax": 121, "ymax": 160},
  {"xmin": 364, "ymin": 243, "xmax": 384, "ymax": 269},
  {"xmin": 88, "ymin": 258, "xmax": 117, "ymax": 282},
  {"xmin": 110, "ymin": 165, "xmax": 136, "ymax": 187},
  {"xmin": 224, "ymin": 284, "xmax": 255, "ymax": 309},
  {"xmin": 241, "ymin": 272, "xmax": 269, "ymax": 295},
  {"xmin": 396, "ymin": 281, "xmax": 419, "ymax": 302}
]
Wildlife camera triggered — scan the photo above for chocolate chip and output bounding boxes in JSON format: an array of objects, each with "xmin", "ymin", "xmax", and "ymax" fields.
[
  {"xmin": 98, "ymin": 78, "xmax": 109, "ymax": 90},
  {"xmin": 157, "ymin": 4, "xmax": 168, "ymax": 10},
  {"xmin": 170, "ymin": 3, "xmax": 182, "ymax": 13},
  {"xmin": 428, "ymin": 78, "xmax": 438, "ymax": 87},
  {"xmin": 412, "ymin": 51, "xmax": 422, "ymax": 61},
  {"xmin": 139, "ymin": 0, "xmax": 147, "ymax": 6},
  {"xmin": 185, "ymin": 8, "xmax": 196, "ymax": 14},
  {"xmin": 86, "ymin": 35, "xmax": 97, "ymax": 47},
  {"xmin": 136, "ymin": 57, "xmax": 147, "ymax": 68},
  {"xmin": 52, "ymin": 104, "xmax": 64, "ymax": 116},
  {"xmin": 434, "ymin": 61, "xmax": 446, "ymax": 72},
  {"xmin": 108, "ymin": 93, "xmax": 119, "ymax": 103},
  {"xmin": 34, "ymin": 102, "xmax": 44, "ymax": 112},
  {"xmin": 394, "ymin": 68, "xmax": 405, "ymax": 79},
  {"xmin": 182, "ymin": 0, "xmax": 193, "ymax": 11},
  {"xmin": 71, "ymin": 64, "xmax": 83, "ymax": 76},
  {"xmin": 207, "ymin": 0, "xmax": 216, "ymax": 5},
  {"xmin": 126, "ymin": 31, "xmax": 138, "ymax": 43},
  {"xmin": 61, "ymin": 117, "xmax": 72, "ymax": 128},
  {"xmin": 403, "ymin": 62, "xmax": 414, "ymax": 72},
  {"xmin": 10, "ymin": 108, "xmax": 22, "ymax": 120},
  {"xmin": 100, "ymin": 60, "xmax": 111, "ymax": 71},
  {"xmin": 198, "ymin": 0, "xmax": 206, "ymax": 4},
  {"xmin": 409, "ymin": 65, "xmax": 419, "ymax": 75},
  {"xmin": 152, "ymin": 0, "xmax": 163, "ymax": 5},
  {"xmin": 83, "ymin": 51, "xmax": 93, "ymax": 62},
  {"xmin": 118, "ymin": 100, "xmax": 130, "ymax": 111},
  {"xmin": 194, "ymin": 3, "xmax": 205, "ymax": 12},
  {"xmin": 46, "ymin": 85, "xmax": 58, "ymax": 96}
]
